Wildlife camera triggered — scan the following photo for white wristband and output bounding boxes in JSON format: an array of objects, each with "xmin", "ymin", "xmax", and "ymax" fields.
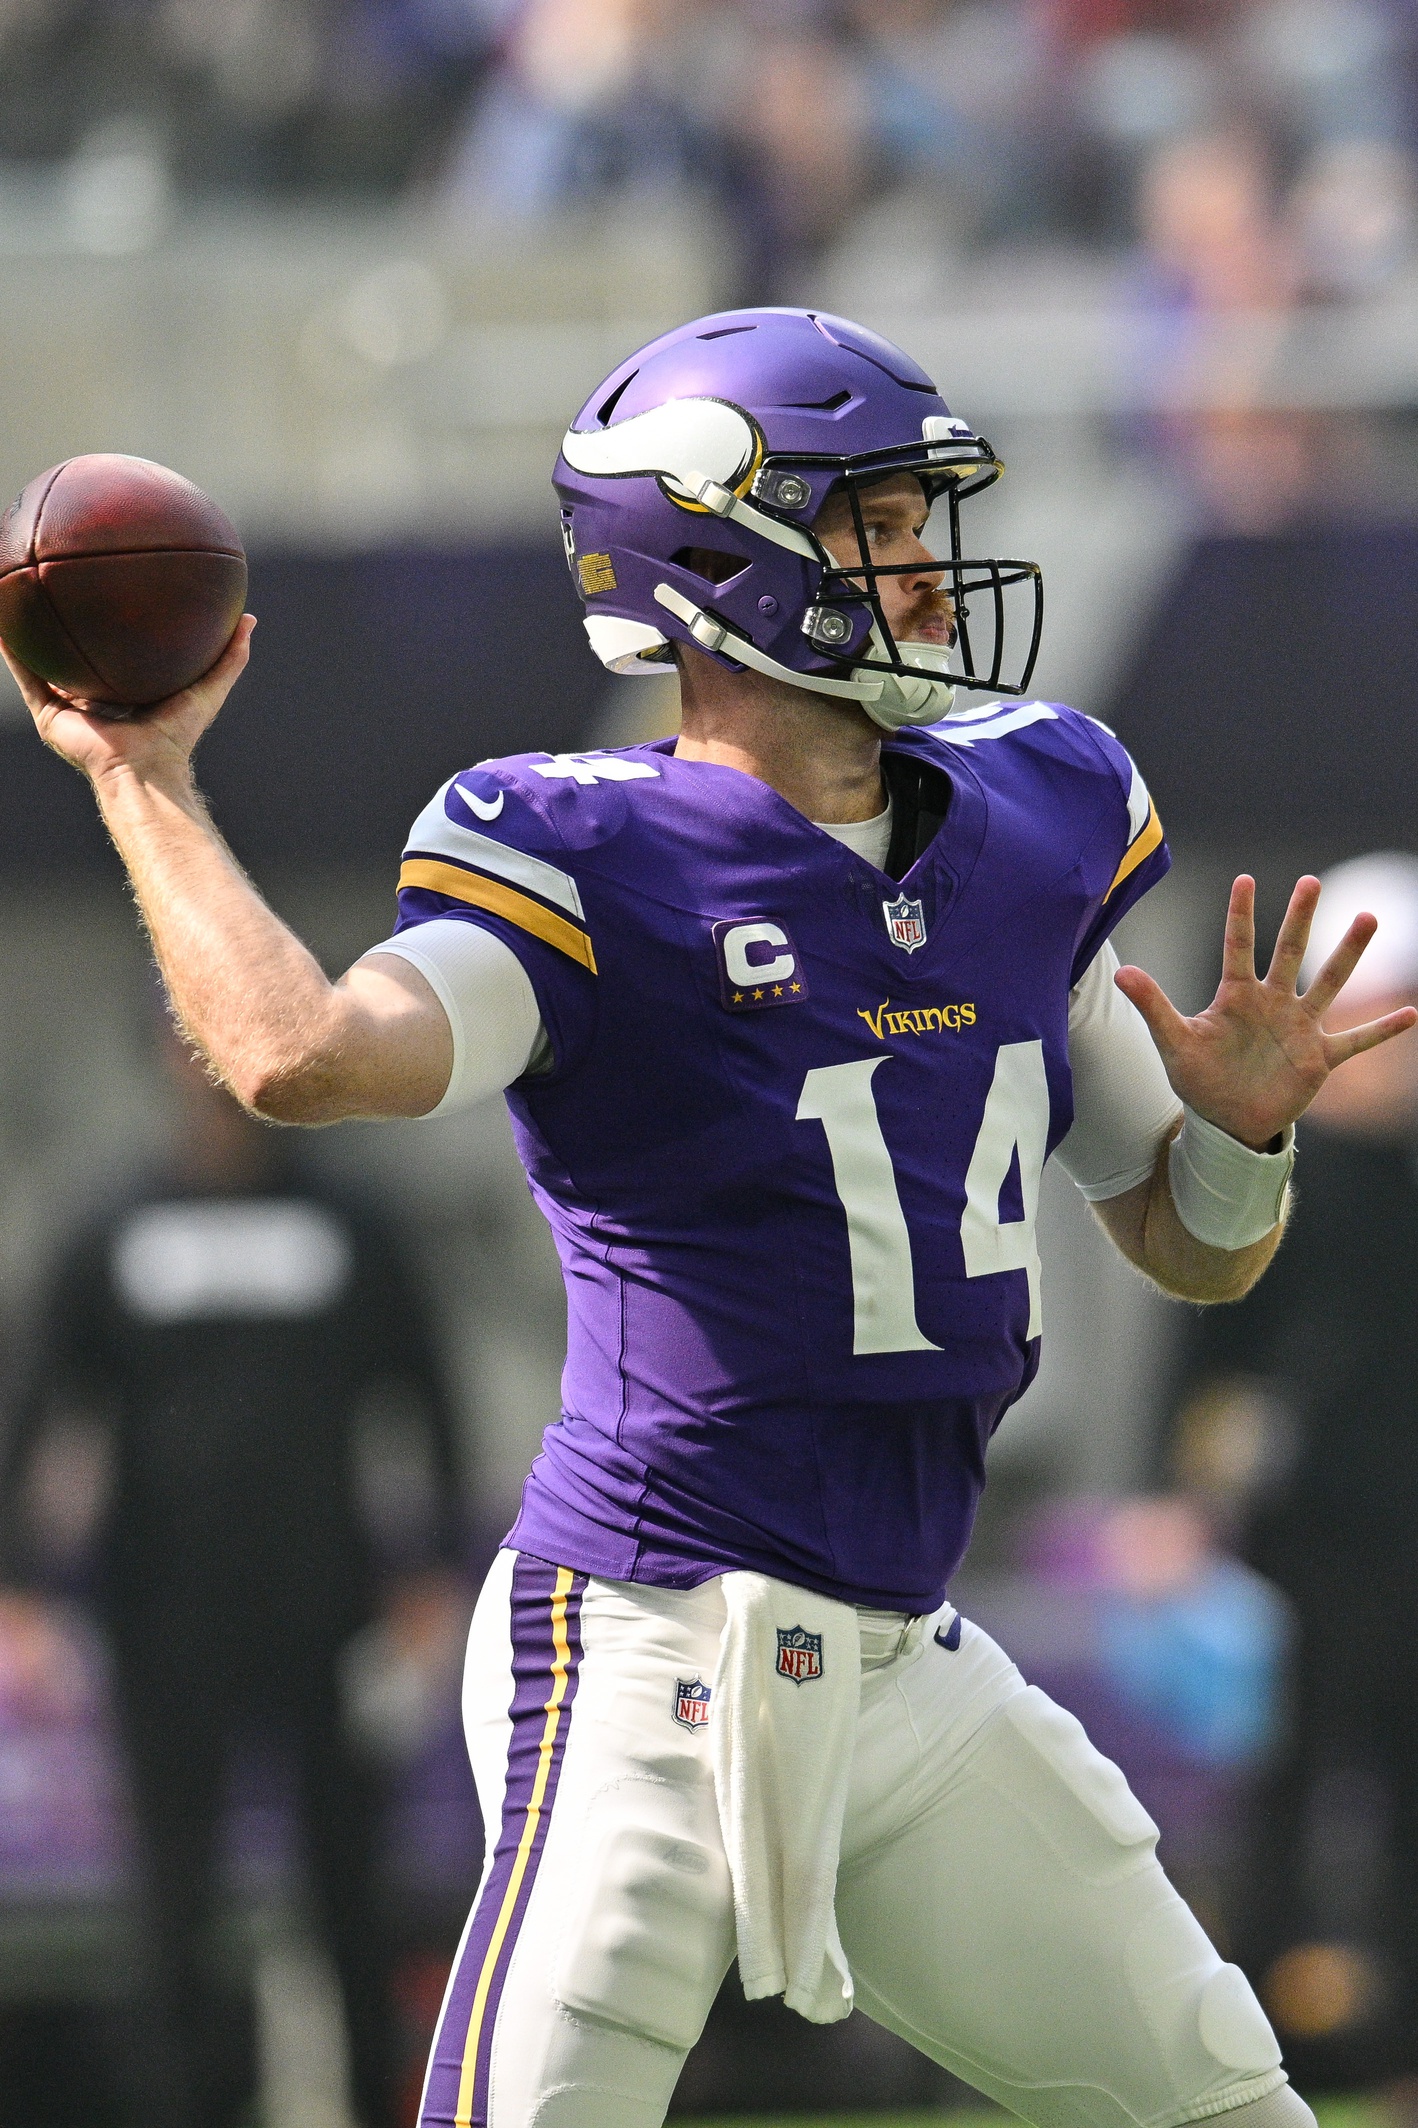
[{"xmin": 1168, "ymin": 1105, "xmax": 1295, "ymax": 1250}]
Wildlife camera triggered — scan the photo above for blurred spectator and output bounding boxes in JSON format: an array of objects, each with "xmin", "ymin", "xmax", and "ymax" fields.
[
  {"xmin": 722, "ymin": 16, "xmax": 870, "ymax": 295},
  {"xmin": 441, "ymin": 0, "xmax": 708, "ymax": 221},
  {"xmin": 847, "ymin": 0, "xmax": 1055, "ymax": 248},
  {"xmin": 441, "ymin": 0, "xmax": 874, "ymax": 296},
  {"xmin": 0, "ymin": 0, "xmax": 500, "ymax": 202},
  {"xmin": 1288, "ymin": 139, "xmax": 1418, "ymax": 301},
  {"xmin": 1126, "ymin": 125, "xmax": 1346, "ymax": 528},
  {"xmin": 961, "ymin": 1492, "xmax": 1288, "ymax": 1935},
  {"xmin": 0, "ymin": 1026, "xmax": 469, "ymax": 2128},
  {"xmin": 1168, "ymin": 854, "xmax": 1418, "ymax": 2080}
]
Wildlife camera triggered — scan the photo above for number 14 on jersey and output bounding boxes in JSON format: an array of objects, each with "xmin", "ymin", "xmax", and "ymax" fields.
[{"xmin": 797, "ymin": 1043, "xmax": 1050, "ymax": 1355}]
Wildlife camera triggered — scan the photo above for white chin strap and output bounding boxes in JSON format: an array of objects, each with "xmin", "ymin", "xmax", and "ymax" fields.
[
  {"xmin": 651, "ymin": 586, "xmax": 957, "ymax": 730},
  {"xmin": 852, "ymin": 625, "xmax": 958, "ymax": 730}
]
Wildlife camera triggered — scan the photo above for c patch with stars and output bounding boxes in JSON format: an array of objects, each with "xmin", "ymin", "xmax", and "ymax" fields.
[{"xmin": 713, "ymin": 918, "xmax": 809, "ymax": 1012}]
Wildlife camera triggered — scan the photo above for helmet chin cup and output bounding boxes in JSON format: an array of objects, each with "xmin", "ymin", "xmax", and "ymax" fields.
[
  {"xmin": 855, "ymin": 668, "xmax": 958, "ymax": 731},
  {"xmin": 852, "ymin": 631, "xmax": 957, "ymax": 731}
]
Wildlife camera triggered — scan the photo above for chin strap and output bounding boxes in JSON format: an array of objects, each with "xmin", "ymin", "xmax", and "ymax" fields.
[
  {"xmin": 653, "ymin": 583, "xmax": 959, "ymax": 729},
  {"xmin": 653, "ymin": 583, "xmax": 884, "ymax": 702},
  {"xmin": 669, "ymin": 474, "xmax": 823, "ymax": 561}
]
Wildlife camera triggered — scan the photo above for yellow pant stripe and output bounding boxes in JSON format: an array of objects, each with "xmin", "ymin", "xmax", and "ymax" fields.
[{"xmin": 454, "ymin": 1565, "xmax": 577, "ymax": 2128}]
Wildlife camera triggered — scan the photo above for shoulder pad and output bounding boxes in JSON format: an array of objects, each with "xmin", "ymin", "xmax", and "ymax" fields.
[
  {"xmin": 399, "ymin": 768, "xmax": 597, "ymax": 971},
  {"xmin": 927, "ymin": 699, "xmax": 1063, "ymax": 751},
  {"xmin": 468, "ymin": 746, "xmax": 666, "ymax": 853}
]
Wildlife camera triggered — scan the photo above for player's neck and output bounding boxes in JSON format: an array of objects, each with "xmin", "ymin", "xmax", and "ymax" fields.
[{"xmin": 672, "ymin": 647, "xmax": 886, "ymax": 825}]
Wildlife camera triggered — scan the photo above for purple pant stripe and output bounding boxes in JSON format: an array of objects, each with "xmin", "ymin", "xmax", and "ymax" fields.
[{"xmin": 419, "ymin": 1556, "xmax": 586, "ymax": 2128}]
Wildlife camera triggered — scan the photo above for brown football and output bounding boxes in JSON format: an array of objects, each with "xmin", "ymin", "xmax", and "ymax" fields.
[{"xmin": 0, "ymin": 454, "xmax": 248, "ymax": 713}]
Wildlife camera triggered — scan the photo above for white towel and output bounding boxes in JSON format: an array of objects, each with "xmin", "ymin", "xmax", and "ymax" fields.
[{"xmin": 710, "ymin": 1571, "xmax": 862, "ymax": 2024}]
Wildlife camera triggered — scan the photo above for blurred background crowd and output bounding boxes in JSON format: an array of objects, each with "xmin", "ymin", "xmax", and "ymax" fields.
[
  {"xmin": 3, "ymin": 2, "xmax": 1418, "ymax": 2125},
  {"xmin": 2, "ymin": 0, "xmax": 1417, "ymax": 309}
]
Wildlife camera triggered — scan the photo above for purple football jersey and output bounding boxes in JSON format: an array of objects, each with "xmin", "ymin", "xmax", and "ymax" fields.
[{"xmin": 394, "ymin": 704, "xmax": 1169, "ymax": 1612}]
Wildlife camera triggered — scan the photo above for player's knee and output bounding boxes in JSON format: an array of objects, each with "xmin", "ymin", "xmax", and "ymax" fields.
[
  {"xmin": 529, "ymin": 2074, "xmax": 679, "ymax": 2128},
  {"xmin": 1200, "ymin": 2080, "xmax": 1316, "ymax": 2128},
  {"xmin": 554, "ymin": 1813, "xmax": 733, "ymax": 2051}
]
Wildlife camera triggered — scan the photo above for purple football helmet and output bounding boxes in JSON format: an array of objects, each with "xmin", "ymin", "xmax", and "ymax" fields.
[{"xmin": 553, "ymin": 307, "xmax": 1043, "ymax": 730}]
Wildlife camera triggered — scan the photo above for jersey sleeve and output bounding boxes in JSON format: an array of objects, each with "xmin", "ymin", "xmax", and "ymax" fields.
[
  {"xmin": 1054, "ymin": 943, "xmax": 1182, "ymax": 1200},
  {"xmin": 366, "ymin": 921, "xmax": 545, "ymax": 1113},
  {"xmin": 389, "ymin": 766, "xmax": 599, "ymax": 1081},
  {"xmin": 1069, "ymin": 721, "xmax": 1170, "ymax": 985}
]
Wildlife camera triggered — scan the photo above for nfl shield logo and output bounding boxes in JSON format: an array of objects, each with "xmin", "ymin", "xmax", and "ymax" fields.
[
  {"xmin": 882, "ymin": 895, "xmax": 928, "ymax": 953},
  {"xmin": 775, "ymin": 1625, "xmax": 824, "ymax": 1685},
  {"xmin": 674, "ymin": 1678, "xmax": 712, "ymax": 1728}
]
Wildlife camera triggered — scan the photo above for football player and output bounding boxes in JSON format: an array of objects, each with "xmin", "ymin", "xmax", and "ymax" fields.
[{"xmin": 14, "ymin": 309, "xmax": 1414, "ymax": 2128}]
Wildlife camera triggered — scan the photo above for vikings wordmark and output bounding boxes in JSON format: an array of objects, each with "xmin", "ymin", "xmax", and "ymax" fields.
[{"xmin": 858, "ymin": 999, "xmax": 977, "ymax": 1040}]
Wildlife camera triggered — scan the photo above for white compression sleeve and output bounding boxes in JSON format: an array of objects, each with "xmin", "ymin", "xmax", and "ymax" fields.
[
  {"xmin": 1054, "ymin": 942, "xmax": 1183, "ymax": 1202},
  {"xmin": 362, "ymin": 920, "xmax": 547, "ymax": 1115}
]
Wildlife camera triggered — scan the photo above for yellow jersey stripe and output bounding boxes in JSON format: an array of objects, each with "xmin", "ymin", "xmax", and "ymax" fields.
[
  {"xmin": 1105, "ymin": 800, "xmax": 1163, "ymax": 901},
  {"xmin": 404, "ymin": 780, "xmax": 586, "ymax": 919},
  {"xmin": 454, "ymin": 1565, "xmax": 578, "ymax": 2128},
  {"xmin": 399, "ymin": 859, "xmax": 597, "ymax": 974}
]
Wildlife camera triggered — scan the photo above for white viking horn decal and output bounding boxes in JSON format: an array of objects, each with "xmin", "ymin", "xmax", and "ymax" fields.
[{"xmin": 561, "ymin": 398, "xmax": 759, "ymax": 499}]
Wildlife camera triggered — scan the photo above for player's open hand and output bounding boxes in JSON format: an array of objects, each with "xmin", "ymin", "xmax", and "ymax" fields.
[
  {"xmin": 4, "ymin": 614, "xmax": 255, "ymax": 791},
  {"xmin": 1114, "ymin": 874, "xmax": 1418, "ymax": 1150}
]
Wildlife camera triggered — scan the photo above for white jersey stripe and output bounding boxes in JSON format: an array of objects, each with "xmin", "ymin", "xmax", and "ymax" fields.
[
  {"xmin": 936, "ymin": 702, "xmax": 1059, "ymax": 748},
  {"xmin": 404, "ymin": 776, "xmax": 586, "ymax": 920},
  {"xmin": 1124, "ymin": 757, "xmax": 1152, "ymax": 846}
]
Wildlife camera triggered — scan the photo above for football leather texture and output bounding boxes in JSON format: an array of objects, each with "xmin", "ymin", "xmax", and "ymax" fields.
[{"xmin": 0, "ymin": 454, "xmax": 247, "ymax": 710}]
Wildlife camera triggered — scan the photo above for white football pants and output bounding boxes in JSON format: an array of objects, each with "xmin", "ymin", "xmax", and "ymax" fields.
[{"xmin": 418, "ymin": 1550, "xmax": 1288, "ymax": 2128}]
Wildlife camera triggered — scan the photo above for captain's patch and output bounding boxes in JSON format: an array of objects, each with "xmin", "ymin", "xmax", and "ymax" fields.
[{"xmin": 714, "ymin": 918, "xmax": 808, "ymax": 1011}]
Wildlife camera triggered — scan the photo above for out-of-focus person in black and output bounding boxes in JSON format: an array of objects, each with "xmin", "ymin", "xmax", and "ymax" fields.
[
  {"xmin": 1168, "ymin": 853, "xmax": 1418, "ymax": 2085},
  {"xmin": 0, "ymin": 1025, "xmax": 469, "ymax": 2128}
]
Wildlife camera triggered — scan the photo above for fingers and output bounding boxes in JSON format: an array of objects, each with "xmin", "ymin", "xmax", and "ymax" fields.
[
  {"xmin": 1323, "ymin": 1005, "xmax": 1418, "ymax": 1068},
  {"xmin": 1301, "ymin": 910, "xmax": 1378, "ymax": 1020},
  {"xmin": 1221, "ymin": 875, "xmax": 1257, "ymax": 985},
  {"xmin": 186, "ymin": 613, "xmax": 255, "ymax": 703},
  {"xmin": 1266, "ymin": 874, "xmax": 1322, "ymax": 991},
  {"xmin": 219, "ymin": 613, "xmax": 256, "ymax": 674},
  {"xmin": 0, "ymin": 638, "xmax": 60, "ymax": 719},
  {"xmin": 1113, "ymin": 963, "xmax": 1192, "ymax": 1057}
]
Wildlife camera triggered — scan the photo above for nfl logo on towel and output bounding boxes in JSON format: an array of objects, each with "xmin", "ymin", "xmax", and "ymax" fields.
[
  {"xmin": 674, "ymin": 1677, "xmax": 712, "ymax": 1728},
  {"xmin": 775, "ymin": 1625, "xmax": 824, "ymax": 1684},
  {"xmin": 882, "ymin": 895, "xmax": 927, "ymax": 953}
]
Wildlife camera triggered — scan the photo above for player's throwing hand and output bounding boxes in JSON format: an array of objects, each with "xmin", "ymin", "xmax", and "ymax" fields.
[
  {"xmin": 1115, "ymin": 873, "xmax": 1418, "ymax": 1150},
  {"xmin": 1, "ymin": 615, "xmax": 255, "ymax": 791}
]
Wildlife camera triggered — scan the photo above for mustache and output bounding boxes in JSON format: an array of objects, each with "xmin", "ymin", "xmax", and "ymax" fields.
[{"xmin": 896, "ymin": 586, "xmax": 956, "ymax": 642}]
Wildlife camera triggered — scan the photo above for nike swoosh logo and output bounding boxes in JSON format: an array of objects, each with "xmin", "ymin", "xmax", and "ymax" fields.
[{"xmin": 458, "ymin": 786, "xmax": 504, "ymax": 820}]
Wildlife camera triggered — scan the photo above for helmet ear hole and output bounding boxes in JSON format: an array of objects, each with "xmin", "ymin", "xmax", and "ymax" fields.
[{"xmin": 670, "ymin": 546, "xmax": 752, "ymax": 586}]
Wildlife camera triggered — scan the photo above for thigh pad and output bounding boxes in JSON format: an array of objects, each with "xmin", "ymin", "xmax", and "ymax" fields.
[
  {"xmin": 554, "ymin": 1776, "xmax": 734, "ymax": 2052},
  {"xmin": 977, "ymin": 1685, "xmax": 1160, "ymax": 1879}
]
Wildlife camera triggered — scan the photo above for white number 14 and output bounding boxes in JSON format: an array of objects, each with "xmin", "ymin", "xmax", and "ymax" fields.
[{"xmin": 796, "ymin": 1044, "xmax": 1049, "ymax": 1356}]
